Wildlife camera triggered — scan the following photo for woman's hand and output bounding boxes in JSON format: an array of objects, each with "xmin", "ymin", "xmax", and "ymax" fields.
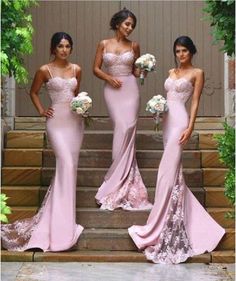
[
  {"xmin": 179, "ymin": 128, "xmax": 192, "ymax": 145},
  {"xmin": 40, "ymin": 107, "xmax": 54, "ymax": 118},
  {"xmin": 107, "ymin": 76, "xmax": 122, "ymax": 88}
]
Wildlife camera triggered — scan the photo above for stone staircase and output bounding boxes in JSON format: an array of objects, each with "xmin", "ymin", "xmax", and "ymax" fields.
[{"xmin": 1, "ymin": 117, "xmax": 235, "ymax": 263}]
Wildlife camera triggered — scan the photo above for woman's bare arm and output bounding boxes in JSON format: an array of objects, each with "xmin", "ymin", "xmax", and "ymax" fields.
[
  {"xmin": 132, "ymin": 41, "xmax": 141, "ymax": 77},
  {"xmin": 30, "ymin": 66, "xmax": 54, "ymax": 118},
  {"xmin": 179, "ymin": 69, "xmax": 204, "ymax": 145}
]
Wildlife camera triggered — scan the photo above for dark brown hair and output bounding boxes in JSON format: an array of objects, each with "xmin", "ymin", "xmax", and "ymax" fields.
[
  {"xmin": 173, "ymin": 36, "xmax": 197, "ymax": 67},
  {"xmin": 50, "ymin": 32, "xmax": 73, "ymax": 55},
  {"xmin": 110, "ymin": 8, "xmax": 137, "ymax": 30}
]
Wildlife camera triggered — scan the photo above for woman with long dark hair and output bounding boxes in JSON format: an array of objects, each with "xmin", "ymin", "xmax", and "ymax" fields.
[
  {"xmin": 128, "ymin": 36, "xmax": 225, "ymax": 264},
  {"xmin": 1, "ymin": 32, "xmax": 84, "ymax": 252},
  {"xmin": 93, "ymin": 8, "xmax": 152, "ymax": 210}
]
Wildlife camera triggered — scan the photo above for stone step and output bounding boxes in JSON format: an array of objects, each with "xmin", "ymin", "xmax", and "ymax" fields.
[
  {"xmin": 7, "ymin": 207, "xmax": 37, "ymax": 223},
  {"xmin": 203, "ymin": 168, "xmax": 227, "ymax": 186},
  {"xmin": 76, "ymin": 228, "xmax": 234, "ymax": 251},
  {"xmin": 3, "ymin": 148, "xmax": 225, "ymax": 169},
  {"xmin": 5, "ymin": 131, "xmax": 45, "ymax": 148},
  {"xmin": 44, "ymin": 167, "xmax": 202, "ymax": 187},
  {"xmin": 7, "ymin": 207, "xmax": 233, "ymax": 229},
  {"xmin": 199, "ymin": 131, "xmax": 224, "ymax": 149},
  {"xmin": 205, "ymin": 187, "xmax": 232, "ymax": 207},
  {"xmin": 3, "ymin": 148, "xmax": 202, "ymax": 168},
  {"xmin": 2, "ymin": 186, "xmax": 204, "ymax": 208},
  {"xmin": 1, "ymin": 186, "xmax": 40, "ymax": 206},
  {"xmin": 211, "ymin": 250, "xmax": 235, "ymax": 263},
  {"xmin": 1, "ymin": 249, "xmax": 212, "ymax": 263},
  {"xmin": 6, "ymin": 130, "xmax": 224, "ymax": 151},
  {"xmin": 5, "ymin": 130, "xmax": 199, "ymax": 150},
  {"xmin": 2, "ymin": 167, "xmax": 41, "ymax": 186},
  {"xmin": 215, "ymin": 228, "xmax": 235, "ymax": 251},
  {"xmin": 207, "ymin": 208, "xmax": 235, "ymax": 228},
  {"xmin": 3, "ymin": 168, "xmax": 227, "ymax": 197},
  {"xmin": 14, "ymin": 116, "xmax": 224, "ymax": 131},
  {"xmin": 3, "ymin": 149, "xmax": 43, "ymax": 167},
  {"xmin": 46, "ymin": 149, "xmax": 202, "ymax": 169},
  {"xmin": 76, "ymin": 208, "xmax": 234, "ymax": 229},
  {"xmin": 49, "ymin": 131, "xmax": 199, "ymax": 151},
  {"xmin": 201, "ymin": 150, "xmax": 224, "ymax": 168},
  {"xmin": 2, "ymin": 167, "xmax": 202, "ymax": 187}
]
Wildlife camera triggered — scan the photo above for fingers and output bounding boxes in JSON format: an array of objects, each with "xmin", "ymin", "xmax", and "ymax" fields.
[
  {"xmin": 179, "ymin": 133, "xmax": 185, "ymax": 143},
  {"xmin": 109, "ymin": 78, "xmax": 122, "ymax": 88},
  {"xmin": 113, "ymin": 79, "xmax": 122, "ymax": 88},
  {"xmin": 179, "ymin": 133, "xmax": 189, "ymax": 145},
  {"xmin": 42, "ymin": 107, "xmax": 54, "ymax": 118}
]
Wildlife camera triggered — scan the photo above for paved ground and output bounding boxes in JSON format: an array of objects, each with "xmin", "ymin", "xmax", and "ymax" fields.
[{"xmin": 1, "ymin": 262, "xmax": 235, "ymax": 281}]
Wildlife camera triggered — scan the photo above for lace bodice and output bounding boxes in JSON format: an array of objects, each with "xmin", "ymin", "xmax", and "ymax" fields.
[
  {"xmin": 103, "ymin": 51, "xmax": 134, "ymax": 76},
  {"xmin": 164, "ymin": 77, "xmax": 193, "ymax": 103},
  {"xmin": 46, "ymin": 77, "xmax": 77, "ymax": 105}
]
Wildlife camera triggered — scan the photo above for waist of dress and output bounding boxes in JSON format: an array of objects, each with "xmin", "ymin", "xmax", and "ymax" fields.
[
  {"xmin": 106, "ymin": 71, "xmax": 133, "ymax": 77},
  {"xmin": 105, "ymin": 65, "xmax": 133, "ymax": 76},
  {"xmin": 167, "ymin": 97, "xmax": 189, "ymax": 104},
  {"xmin": 50, "ymin": 100, "xmax": 72, "ymax": 107}
]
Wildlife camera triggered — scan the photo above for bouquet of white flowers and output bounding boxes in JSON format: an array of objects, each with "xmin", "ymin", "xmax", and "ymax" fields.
[
  {"xmin": 70, "ymin": 92, "xmax": 92, "ymax": 126},
  {"xmin": 146, "ymin": 95, "xmax": 168, "ymax": 131},
  {"xmin": 135, "ymin": 53, "xmax": 156, "ymax": 85}
]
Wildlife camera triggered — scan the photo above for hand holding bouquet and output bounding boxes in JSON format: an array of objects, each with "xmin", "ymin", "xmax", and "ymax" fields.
[
  {"xmin": 70, "ymin": 92, "xmax": 92, "ymax": 127},
  {"xmin": 135, "ymin": 54, "xmax": 156, "ymax": 85},
  {"xmin": 146, "ymin": 95, "xmax": 168, "ymax": 131}
]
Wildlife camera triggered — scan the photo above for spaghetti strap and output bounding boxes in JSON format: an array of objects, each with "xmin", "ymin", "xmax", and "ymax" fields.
[
  {"xmin": 47, "ymin": 65, "xmax": 53, "ymax": 78},
  {"xmin": 73, "ymin": 64, "xmax": 76, "ymax": 77},
  {"xmin": 103, "ymin": 40, "xmax": 106, "ymax": 53},
  {"xmin": 131, "ymin": 41, "xmax": 134, "ymax": 51}
]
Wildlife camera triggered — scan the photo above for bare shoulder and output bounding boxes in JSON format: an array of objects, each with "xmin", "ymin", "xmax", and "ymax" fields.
[
  {"xmin": 73, "ymin": 64, "xmax": 81, "ymax": 73},
  {"xmin": 194, "ymin": 68, "xmax": 204, "ymax": 79},
  {"xmin": 39, "ymin": 64, "xmax": 48, "ymax": 73},
  {"xmin": 36, "ymin": 65, "xmax": 49, "ymax": 79},
  {"xmin": 168, "ymin": 68, "xmax": 175, "ymax": 75},
  {"xmin": 97, "ymin": 39, "xmax": 109, "ymax": 51},
  {"xmin": 101, "ymin": 39, "xmax": 112, "ymax": 46},
  {"xmin": 132, "ymin": 41, "xmax": 139, "ymax": 48}
]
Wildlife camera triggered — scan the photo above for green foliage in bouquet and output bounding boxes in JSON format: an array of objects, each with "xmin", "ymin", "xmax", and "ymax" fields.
[
  {"xmin": 214, "ymin": 122, "xmax": 235, "ymax": 218},
  {"xmin": 203, "ymin": 0, "xmax": 235, "ymax": 56},
  {"xmin": 0, "ymin": 194, "xmax": 11, "ymax": 223},
  {"xmin": 1, "ymin": 0, "xmax": 37, "ymax": 84}
]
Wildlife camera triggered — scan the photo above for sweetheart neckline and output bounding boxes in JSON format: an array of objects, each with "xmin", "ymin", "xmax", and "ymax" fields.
[
  {"xmin": 103, "ymin": 50, "xmax": 134, "ymax": 57},
  {"xmin": 46, "ymin": 77, "xmax": 77, "ymax": 84},
  {"xmin": 167, "ymin": 77, "xmax": 194, "ymax": 88}
]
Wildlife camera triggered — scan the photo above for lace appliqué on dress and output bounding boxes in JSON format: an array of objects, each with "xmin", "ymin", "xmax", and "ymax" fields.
[
  {"xmin": 98, "ymin": 160, "xmax": 153, "ymax": 211},
  {"xmin": 144, "ymin": 170, "xmax": 194, "ymax": 264},
  {"xmin": 1, "ymin": 185, "xmax": 52, "ymax": 251}
]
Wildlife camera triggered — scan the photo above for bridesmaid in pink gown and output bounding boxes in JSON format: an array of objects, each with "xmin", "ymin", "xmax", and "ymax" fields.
[
  {"xmin": 128, "ymin": 36, "xmax": 225, "ymax": 264},
  {"xmin": 1, "ymin": 32, "xmax": 84, "ymax": 252},
  {"xmin": 93, "ymin": 8, "xmax": 152, "ymax": 211}
]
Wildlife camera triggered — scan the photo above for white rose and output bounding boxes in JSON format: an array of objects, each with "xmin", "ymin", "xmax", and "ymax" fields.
[
  {"xmin": 78, "ymin": 92, "xmax": 88, "ymax": 97},
  {"xmin": 76, "ymin": 107, "xmax": 84, "ymax": 114}
]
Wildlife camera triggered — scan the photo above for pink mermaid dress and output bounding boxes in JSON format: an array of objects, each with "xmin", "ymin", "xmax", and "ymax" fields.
[
  {"xmin": 128, "ymin": 77, "xmax": 225, "ymax": 264},
  {"xmin": 95, "ymin": 48, "xmax": 152, "ymax": 211},
  {"xmin": 1, "ymin": 65, "xmax": 84, "ymax": 252}
]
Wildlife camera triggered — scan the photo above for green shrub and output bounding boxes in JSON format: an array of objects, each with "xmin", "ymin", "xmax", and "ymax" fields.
[
  {"xmin": 203, "ymin": 0, "xmax": 235, "ymax": 56},
  {"xmin": 214, "ymin": 122, "xmax": 235, "ymax": 218},
  {"xmin": 1, "ymin": 0, "xmax": 37, "ymax": 84},
  {"xmin": 0, "ymin": 194, "xmax": 11, "ymax": 223}
]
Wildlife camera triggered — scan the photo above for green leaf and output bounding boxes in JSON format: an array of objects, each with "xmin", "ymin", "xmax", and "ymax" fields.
[
  {"xmin": 0, "ymin": 214, "xmax": 9, "ymax": 223},
  {"xmin": 1, "ymin": 0, "xmax": 37, "ymax": 83},
  {"xmin": 203, "ymin": 0, "xmax": 235, "ymax": 56}
]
